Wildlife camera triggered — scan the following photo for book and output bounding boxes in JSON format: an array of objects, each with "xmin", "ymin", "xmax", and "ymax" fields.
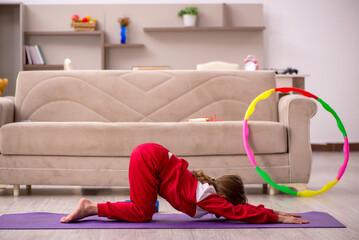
[
  {"xmin": 29, "ymin": 46, "xmax": 40, "ymax": 65},
  {"xmin": 24, "ymin": 45, "xmax": 33, "ymax": 65},
  {"xmin": 23, "ymin": 46, "xmax": 27, "ymax": 64},
  {"xmin": 24, "ymin": 45, "xmax": 45, "ymax": 65},
  {"xmin": 34, "ymin": 45, "xmax": 45, "ymax": 65}
]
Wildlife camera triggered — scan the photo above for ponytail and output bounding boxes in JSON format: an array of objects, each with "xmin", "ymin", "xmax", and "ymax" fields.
[
  {"xmin": 191, "ymin": 170, "xmax": 215, "ymax": 185},
  {"xmin": 192, "ymin": 170, "xmax": 247, "ymax": 206}
]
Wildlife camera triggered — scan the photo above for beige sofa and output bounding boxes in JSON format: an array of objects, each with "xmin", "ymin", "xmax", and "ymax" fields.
[{"xmin": 0, "ymin": 70, "xmax": 317, "ymax": 196}]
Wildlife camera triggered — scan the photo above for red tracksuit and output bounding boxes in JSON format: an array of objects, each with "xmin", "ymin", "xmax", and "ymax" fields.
[{"xmin": 97, "ymin": 143, "xmax": 278, "ymax": 223}]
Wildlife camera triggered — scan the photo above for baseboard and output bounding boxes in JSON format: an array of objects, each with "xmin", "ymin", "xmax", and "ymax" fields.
[{"xmin": 311, "ymin": 143, "xmax": 359, "ymax": 151}]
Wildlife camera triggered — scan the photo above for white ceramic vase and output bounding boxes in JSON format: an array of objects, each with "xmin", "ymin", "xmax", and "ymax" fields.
[{"xmin": 183, "ymin": 14, "xmax": 197, "ymax": 27}]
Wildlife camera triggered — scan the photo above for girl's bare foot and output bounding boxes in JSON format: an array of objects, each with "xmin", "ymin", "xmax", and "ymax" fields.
[{"xmin": 61, "ymin": 198, "xmax": 98, "ymax": 223}]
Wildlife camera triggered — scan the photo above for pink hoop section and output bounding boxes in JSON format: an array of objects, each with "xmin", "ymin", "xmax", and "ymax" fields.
[
  {"xmin": 242, "ymin": 119, "xmax": 256, "ymax": 167},
  {"xmin": 337, "ymin": 137, "xmax": 349, "ymax": 180}
]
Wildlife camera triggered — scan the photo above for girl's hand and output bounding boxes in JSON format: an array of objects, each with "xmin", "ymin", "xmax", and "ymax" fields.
[
  {"xmin": 277, "ymin": 215, "xmax": 310, "ymax": 224},
  {"xmin": 273, "ymin": 210, "xmax": 302, "ymax": 218}
]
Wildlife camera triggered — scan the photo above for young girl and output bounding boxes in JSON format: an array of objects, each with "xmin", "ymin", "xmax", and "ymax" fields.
[{"xmin": 61, "ymin": 143, "xmax": 309, "ymax": 224}]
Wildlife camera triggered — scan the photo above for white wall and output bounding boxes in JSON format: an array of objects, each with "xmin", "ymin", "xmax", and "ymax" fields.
[
  {"xmin": 3, "ymin": 0, "xmax": 359, "ymax": 144},
  {"xmin": 262, "ymin": 0, "xmax": 359, "ymax": 144}
]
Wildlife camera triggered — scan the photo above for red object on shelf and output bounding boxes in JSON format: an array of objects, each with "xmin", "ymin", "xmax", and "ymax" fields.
[{"xmin": 71, "ymin": 14, "xmax": 79, "ymax": 21}]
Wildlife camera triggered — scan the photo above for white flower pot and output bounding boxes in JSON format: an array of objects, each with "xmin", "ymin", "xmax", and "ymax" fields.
[{"xmin": 183, "ymin": 14, "xmax": 197, "ymax": 27}]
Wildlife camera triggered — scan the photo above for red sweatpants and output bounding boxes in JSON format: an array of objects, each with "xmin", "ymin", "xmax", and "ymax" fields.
[{"xmin": 97, "ymin": 143, "xmax": 171, "ymax": 222}]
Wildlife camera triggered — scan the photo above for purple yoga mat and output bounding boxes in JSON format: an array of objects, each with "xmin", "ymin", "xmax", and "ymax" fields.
[{"xmin": 0, "ymin": 211, "xmax": 345, "ymax": 229}]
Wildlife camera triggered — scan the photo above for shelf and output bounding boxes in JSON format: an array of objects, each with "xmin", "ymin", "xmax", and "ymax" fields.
[
  {"xmin": 276, "ymin": 74, "xmax": 309, "ymax": 78},
  {"xmin": 24, "ymin": 30, "xmax": 105, "ymax": 69},
  {"xmin": 24, "ymin": 31, "xmax": 104, "ymax": 36},
  {"xmin": 104, "ymin": 43, "xmax": 145, "ymax": 48},
  {"xmin": 23, "ymin": 64, "xmax": 63, "ymax": 71},
  {"xmin": 21, "ymin": 4, "xmax": 264, "ymax": 72},
  {"xmin": 143, "ymin": 26, "xmax": 265, "ymax": 32}
]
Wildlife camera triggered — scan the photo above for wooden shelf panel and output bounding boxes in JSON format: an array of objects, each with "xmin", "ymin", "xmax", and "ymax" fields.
[
  {"xmin": 24, "ymin": 30, "xmax": 105, "ymax": 69},
  {"xmin": 276, "ymin": 74, "xmax": 310, "ymax": 78},
  {"xmin": 143, "ymin": 26, "xmax": 265, "ymax": 32},
  {"xmin": 23, "ymin": 64, "xmax": 63, "ymax": 70},
  {"xmin": 24, "ymin": 31, "xmax": 104, "ymax": 36},
  {"xmin": 104, "ymin": 43, "xmax": 145, "ymax": 48}
]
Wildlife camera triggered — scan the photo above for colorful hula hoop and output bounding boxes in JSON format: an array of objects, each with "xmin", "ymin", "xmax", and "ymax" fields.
[{"xmin": 242, "ymin": 87, "xmax": 349, "ymax": 197}]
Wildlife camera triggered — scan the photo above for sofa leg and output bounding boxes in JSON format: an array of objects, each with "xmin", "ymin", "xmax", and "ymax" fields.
[
  {"xmin": 285, "ymin": 183, "xmax": 307, "ymax": 192},
  {"xmin": 269, "ymin": 183, "xmax": 307, "ymax": 196},
  {"xmin": 262, "ymin": 184, "xmax": 268, "ymax": 194},
  {"xmin": 13, "ymin": 185, "xmax": 20, "ymax": 197},
  {"xmin": 269, "ymin": 185, "xmax": 276, "ymax": 195},
  {"xmin": 26, "ymin": 185, "xmax": 32, "ymax": 194}
]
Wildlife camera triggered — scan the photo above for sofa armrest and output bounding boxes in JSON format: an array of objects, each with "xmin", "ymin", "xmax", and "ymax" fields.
[
  {"xmin": 278, "ymin": 94, "xmax": 317, "ymax": 183},
  {"xmin": 0, "ymin": 96, "xmax": 15, "ymax": 127}
]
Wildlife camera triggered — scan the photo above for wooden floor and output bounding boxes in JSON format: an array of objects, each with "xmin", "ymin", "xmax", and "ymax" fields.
[{"xmin": 1, "ymin": 152, "xmax": 358, "ymax": 240}]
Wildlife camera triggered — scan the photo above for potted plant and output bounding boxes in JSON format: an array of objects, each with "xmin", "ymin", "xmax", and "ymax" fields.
[
  {"xmin": 178, "ymin": 6, "xmax": 198, "ymax": 27},
  {"xmin": 118, "ymin": 17, "xmax": 131, "ymax": 44}
]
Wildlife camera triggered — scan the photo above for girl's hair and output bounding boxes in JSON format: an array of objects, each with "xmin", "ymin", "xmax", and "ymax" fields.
[{"xmin": 192, "ymin": 170, "xmax": 247, "ymax": 206}]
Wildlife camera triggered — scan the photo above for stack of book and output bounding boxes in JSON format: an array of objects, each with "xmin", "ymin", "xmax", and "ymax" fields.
[{"xmin": 24, "ymin": 45, "xmax": 45, "ymax": 65}]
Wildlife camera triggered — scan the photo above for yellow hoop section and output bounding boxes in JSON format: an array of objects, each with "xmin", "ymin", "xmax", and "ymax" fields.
[{"xmin": 244, "ymin": 89, "xmax": 275, "ymax": 120}]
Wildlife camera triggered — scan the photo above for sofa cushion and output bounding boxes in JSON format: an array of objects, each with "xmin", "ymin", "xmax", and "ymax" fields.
[
  {"xmin": 14, "ymin": 70, "xmax": 278, "ymax": 123},
  {"xmin": 0, "ymin": 121, "xmax": 287, "ymax": 157}
]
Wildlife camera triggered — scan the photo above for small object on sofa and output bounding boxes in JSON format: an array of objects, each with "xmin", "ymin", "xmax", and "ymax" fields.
[{"xmin": 187, "ymin": 118, "xmax": 211, "ymax": 122}]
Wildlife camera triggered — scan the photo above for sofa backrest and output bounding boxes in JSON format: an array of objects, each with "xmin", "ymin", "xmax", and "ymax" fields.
[{"xmin": 14, "ymin": 70, "xmax": 278, "ymax": 122}]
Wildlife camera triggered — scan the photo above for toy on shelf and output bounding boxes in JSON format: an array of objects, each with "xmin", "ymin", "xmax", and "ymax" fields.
[
  {"xmin": 244, "ymin": 55, "xmax": 258, "ymax": 71},
  {"xmin": 0, "ymin": 78, "xmax": 8, "ymax": 96},
  {"xmin": 64, "ymin": 58, "xmax": 74, "ymax": 70},
  {"xmin": 71, "ymin": 14, "xmax": 97, "ymax": 31},
  {"xmin": 243, "ymin": 87, "xmax": 349, "ymax": 197}
]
